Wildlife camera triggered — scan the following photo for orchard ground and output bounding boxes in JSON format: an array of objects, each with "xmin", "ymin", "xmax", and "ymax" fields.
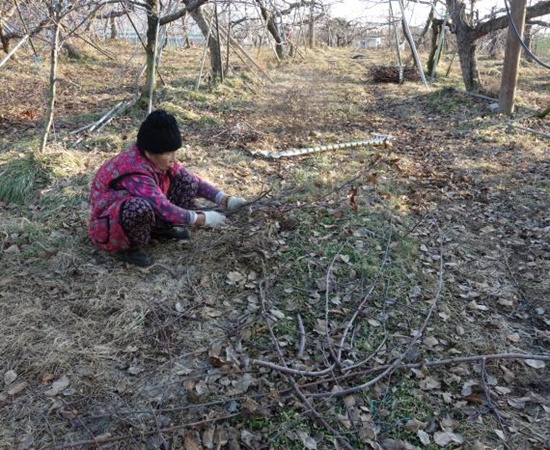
[{"xmin": 0, "ymin": 42, "xmax": 549, "ymax": 449}]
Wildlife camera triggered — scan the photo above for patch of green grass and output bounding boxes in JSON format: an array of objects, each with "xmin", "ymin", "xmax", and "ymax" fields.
[
  {"xmin": 0, "ymin": 152, "xmax": 44, "ymax": 203},
  {"xmin": 0, "ymin": 149, "xmax": 87, "ymax": 204},
  {"xmin": 373, "ymin": 378, "xmax": 436, "ymax": 446},
  {"xmin": 424, "ymin": 88, "xmax": 477, "ymax": 115},
  {"xmin": 82, "ymin": 133, "xmax": 126, "ymax": 153},
  {"xmin": 196, "ymin": 115, "xmax": 224, "ymax": 127},
  {"xmin": 260, "ymin": 408, "xmax": 323, "ymax": 449},
  {"xmin": 157, "ymin": 101, "xmax": 200, "ymax": 122}
]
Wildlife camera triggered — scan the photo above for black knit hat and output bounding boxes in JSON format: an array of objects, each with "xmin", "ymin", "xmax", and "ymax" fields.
[{"xmin": 137, "ymin": 109, "xmax": 182, "ymax": 154}]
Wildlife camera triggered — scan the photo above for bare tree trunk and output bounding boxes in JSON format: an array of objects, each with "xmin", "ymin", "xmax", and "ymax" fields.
[
  {"xmin": 427, "ymin": 18, "xmax": 443, "ymax": 75},
  {"xmin": 447, "ymin": 0, "xmax": 550, "ymax": 91},
  {"xmin": 416, "ymin": 2, "xmax": 435, "ymax": 50},
  {"xmin": 189, "ymin": 5, "xmax": 223, "ymax": 82},
  {"xmin": 41, "ymin": 6, "xmax": 62, "ymax": 153},
  {"xmin": 522, "ymin": 24, "xmax": 533, "ymax": 62},
  {"xmin": 446, "ymin": 0, "xmax": 481, "ymax": 91},
  {"xmin": 109, "ymin": 15, "xmax": 118, "ymax": 39},
  {"xmin": 141, "ymin": 0, "xmax": 159, "ymax": 105},
  {"xmin": 308, "ymin": 3, "xmax": 315, "ymax": 48},
  {"xmin": 255, "ymin": 0, "xmax": 285, "ymax": 59}
]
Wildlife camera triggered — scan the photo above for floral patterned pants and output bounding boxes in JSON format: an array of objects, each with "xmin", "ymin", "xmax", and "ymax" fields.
[{"xmin": 120, "ymin": 171, "xmax": 198, "ymax": 248}]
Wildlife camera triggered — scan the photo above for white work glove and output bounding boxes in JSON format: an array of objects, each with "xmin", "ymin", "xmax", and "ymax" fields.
[
  {"xmin": 227, "ymin": 196, "xmax": 247, "ymax": 211},
  {"xmin": 202, "ymin": 211, "xmax": 226, "ymax": 228}
]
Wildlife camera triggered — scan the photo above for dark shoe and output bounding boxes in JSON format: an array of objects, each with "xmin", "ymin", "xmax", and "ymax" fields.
[
  {"xmin": 153, "ymin": 227, "xmax": 190, "ymax": 241},
  {"xmin": 119, "ymin": 248, "xmax": 152, "ymax": 267}
]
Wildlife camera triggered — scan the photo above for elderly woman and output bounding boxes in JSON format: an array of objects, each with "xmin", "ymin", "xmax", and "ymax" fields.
[{"xmin": 88, "ymin": 109, "xmax": 246, "ymax": 267}]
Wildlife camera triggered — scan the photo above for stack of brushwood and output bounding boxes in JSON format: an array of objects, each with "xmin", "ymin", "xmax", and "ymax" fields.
[{"xmin": 370, "ymin": 65, "xmax": 420, "ymax": 83}]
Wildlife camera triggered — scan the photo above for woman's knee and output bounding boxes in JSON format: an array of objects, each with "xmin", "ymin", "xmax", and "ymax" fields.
[{"xmin": 121, "ymin": 197, "xmax": 154, "ymax": 222}]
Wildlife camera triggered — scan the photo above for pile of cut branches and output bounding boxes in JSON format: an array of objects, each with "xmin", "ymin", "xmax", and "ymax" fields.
[{"xmin": 369, "ymin": 65, "xmax": 420, "ymax": 83}]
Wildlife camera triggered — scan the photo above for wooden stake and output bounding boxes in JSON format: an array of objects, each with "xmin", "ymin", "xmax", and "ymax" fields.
[
  {"xmin": 499, "ymin": 0, "xmax": 527, "ymax": 115},
  {"xmin": 195, "ymin": 13, "xmax": 215, "ymax": 90},
  {"xmin": 217, "ymin": 23, "xmax": 274, "ymax": 83},
  {"xmin": 397, "ymin": 0, "xmax": 428, "ymax": 88}
]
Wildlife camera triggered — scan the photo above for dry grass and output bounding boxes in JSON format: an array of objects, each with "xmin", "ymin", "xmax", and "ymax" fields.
[{"xmin": 1, "ymin": 41, "xmax": 549, "ymax": 449}]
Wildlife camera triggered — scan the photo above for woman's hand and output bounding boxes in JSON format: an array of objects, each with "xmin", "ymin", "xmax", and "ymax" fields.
[
  {"xmin": 227, "ymin": 196, "xmax": 247, "ymax": 210},
  {"xmin": 197, "ymin": 211, "xmax": 226, "ymax": 228}
]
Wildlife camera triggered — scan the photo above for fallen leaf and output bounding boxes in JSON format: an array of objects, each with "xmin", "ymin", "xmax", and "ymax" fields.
[
  {"xmin": 381, "ymin": 438, "xmax": 422, "ymax": 450},
  {"xmin": 468, "ymin": 300, "xmax": 489, "ymax": 311},
  {"xmin": 0, "ymin": 278, "xmax": 14, "ymax": 287},
  {"xmin": 44, "ymin": 375, "xmax": 70, "ymax": 397},
  {"xmin": 226, "ymin": 271, "xmax": 245, "ymax": 284},
  {"xmin": 7, "ymin": 381, "xmax": 28, "ymax": 396},
  {"xmin": 417, "ymin": 430, "xmax": 430, "ymax": 445},
  {"xmin": 433, "ymin": 431, "xmax": 464, "ymax": 446},
  {"xmin": 343, "ymin": 395, "xmax": 356, "ymax": 408},
  {"xmin": 337, "ymin": 413, "xmax": 351, "ymax": 428},
  {"xmin": 507, "ymin": 397, "xmax": 526, "ymax": 409},
  {"xmin": 269, "ymin": 309, "xmax": 286, "ymax": 320},
  {"xmin": 495, "ymin": 386, "xmax": 512, "ymax": 395},
  {"xmin": 494, "ymin": 429, "xmax": 506, "ymax": 440},
  {"xmin": 60, "ymin": 409, "xmax": 78, "ymax": 420},
  {"xmin": 423, "ymin": 336, "xmax": 439, "ymax": 348},
  {"xmin": 440, "ymin": 417, "xmax": 458, "ymax": 430},
  {"xmin": 405, "ymin": 418, "xmax": 427, "ymax": 431},
  {"xmin": 202, "ymin": 426, "xmax": 215, "ymax": 449},
  {"xmin": 524, "ymin": 359, "xmax": 546, "ymax": 369},
  {"xmin": 240, "ymin": 429, "xmax": 256, "ymax": 447},
  {"xmin": 127, "ymin": 367, "xmax": 142, "ymax": 376},
  {"xmin": 4, "ymin": 370, "xmax": 17, "ymax": 386},
  {"xmin": 500, "ymin": 365, "xmax": 515, "ymax": 383},
  {"xmin": 231, "ymin": 373, "xmax": 253, "ymax": 394},
  {"xmin": 93, "ymin": 433, "xmax": 112, "ymax": 443},
  {"xmin": 183, "ymin": 431, "xmax": 202, "ymax": 450},
  {"xmin": 297, "ymin": 430, "xmax": 317, "ymax": 449},
  {"xmin": 419, "ymin": 376, "xmax": 441, "ymax": 390}
]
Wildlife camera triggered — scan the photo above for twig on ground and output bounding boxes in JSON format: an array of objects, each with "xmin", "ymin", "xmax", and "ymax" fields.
[
  {"xmin": 504, "ymin": 256, "xmax": 532, "ymax": 317},
  {"xmin": 293, "ymin": 352, "xmax": 550, "ymax": 394},
  {"xmin": 289, "ymin": 376, "xmax": 355, "ymax": 450},
  {"xmin": 507, "ymin": 122, "xmax": 550, "ymax": 139},
  {"xmin": 325, "ymin": 244, "xmax": 345, "ymax": 367},
  {"xmin": 337, "ymin": 219, "xmax": 393, "ymax": 366},
  {"xmin": 296, "ymin": 313, "xmax": 306, "ymax": 358},
  {"xmin": 70, "ymin": 96, "xmax": 137, "ymax": 136},
  {"xmin": 258, "ymin": 261, "xmax": 355, "ymax": 450},
  {"xmin": 251, "ymin": 358, "xmax": 336, "ymax": 377},
  {"xmin": 49, "ymin": 413, "xmax": 241, "ymax": 449},
  {"xmin": 138, "ymin": 263, "xmax": 178, "ymax": 278},
  {"xmin": 306, "ymin": 224, "xmax": 445, "ymax": 398}
]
